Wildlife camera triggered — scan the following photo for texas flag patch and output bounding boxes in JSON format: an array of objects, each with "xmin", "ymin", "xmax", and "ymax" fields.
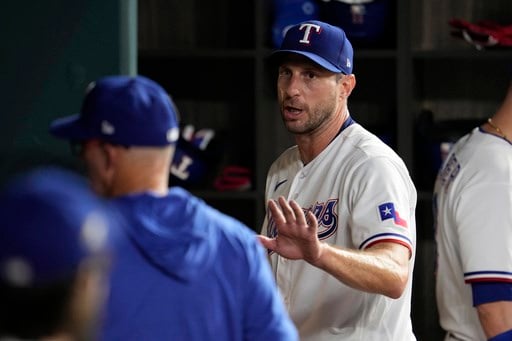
[{"xmin": 378, "ymin": 202, "xmax": 408, "ymax": 228}]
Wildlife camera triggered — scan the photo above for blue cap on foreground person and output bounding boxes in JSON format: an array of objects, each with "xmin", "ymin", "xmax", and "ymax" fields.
[
  {"xmin": 0, "ymin": 166, "xmax": 113, "ymax": 341},
  {"xmin": 49, "ymin": 75, "xmax": 298, "ymax": 340}
]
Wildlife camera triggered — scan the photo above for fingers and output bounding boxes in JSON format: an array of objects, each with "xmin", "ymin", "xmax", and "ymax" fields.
[
  {"xmin": 268, "ymin": 197, "xmax": 295, "ymax": 225},
  {"xmin": 269, "ymin": 196, "xmax": 310, "ymax": 227},
  {"xmin": 257, "ymin": 234, "xmax": 276, "ymax": 251},
  {"xmin": 289, "ymin": 200, "xmax": 308, "ymax": 226},
  {"xmin": 305, "ymin": 210, "xmax": 318, "ymax": 228},
  {"xmin": 268, "ymin": 199, "xmax": 286, "ymax": 224},
  {"xmin": 277, "ymin": 196, "xmax": 296, "ymax": 222}
]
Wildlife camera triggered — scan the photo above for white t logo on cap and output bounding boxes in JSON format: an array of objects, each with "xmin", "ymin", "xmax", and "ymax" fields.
[{"xmin": 299, "ymin": 23, "xmax": 321, "ymax": 44}]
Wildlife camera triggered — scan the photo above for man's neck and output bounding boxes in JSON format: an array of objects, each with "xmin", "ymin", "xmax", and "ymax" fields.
[
  {"xmin": 488, "ymin": 84, "xmax": 512, "ymax": 141},
  {"xmin": 296, "ymin": 110, "xmax": 349, "ymax": 165}
]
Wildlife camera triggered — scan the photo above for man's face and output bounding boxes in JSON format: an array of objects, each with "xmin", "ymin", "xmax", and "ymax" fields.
[{"xmin": 276, "ymin": 54, "xmax": 344, "ymax": 135}]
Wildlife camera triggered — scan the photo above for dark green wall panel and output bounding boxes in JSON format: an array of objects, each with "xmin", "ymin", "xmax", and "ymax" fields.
[{"xmin": 0, "ymin": 1, "xmax": 136, "ymax": 183}]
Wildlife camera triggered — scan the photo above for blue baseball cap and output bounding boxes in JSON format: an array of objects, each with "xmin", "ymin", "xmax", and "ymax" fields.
[
  {"xmin": 0, "ymin": 167, "xmax": 112, "ymax": 287},
  {"xmin": 271, "ymin": 20, "xmax": 354, "ymax": 74},
  {"xmin": 49, "ymin": 75, "xmax": 180, "ymax": 146}
]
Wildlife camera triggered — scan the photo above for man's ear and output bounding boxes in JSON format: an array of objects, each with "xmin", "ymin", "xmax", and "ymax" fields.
[
  {"xmin": 340, "ymin": 74, "xmax": 356, "ymax": 98},
  {"xmin": 101, "ymin": 143, "xmax": 119, "ymax": 172}
]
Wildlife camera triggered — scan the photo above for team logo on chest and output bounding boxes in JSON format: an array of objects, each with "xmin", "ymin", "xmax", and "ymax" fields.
[{"xmin": 267, "ymin": 199, "xmax": 338, "ymax": 240}]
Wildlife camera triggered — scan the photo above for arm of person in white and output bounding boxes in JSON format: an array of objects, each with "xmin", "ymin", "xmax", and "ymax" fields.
[
  {"xmin": 477, "ymin": 301, "xmax": 512, "ymax": 340},
  {"xmin": 258, "ymin": 196, "xmax": 410, "ymax": 299}
]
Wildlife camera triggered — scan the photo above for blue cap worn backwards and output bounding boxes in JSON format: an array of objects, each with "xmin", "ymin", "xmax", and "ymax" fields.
[
  {"xmin": 49, "ymin": 75, "xmax": 180, "ymax": 146},
  {"xmin": 0, "ymin": 167, "xmax": 112, "ymax": 287},
  {"xmin": 271, "ymin": 20, "xmax": 354, "ymax": 74}
]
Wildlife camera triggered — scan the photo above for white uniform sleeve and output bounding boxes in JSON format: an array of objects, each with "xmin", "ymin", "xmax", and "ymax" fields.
[
  {"xmin": 347, "ymin": 156, "xmax": 415, "ymax": 253},
  {"xmin": 456, "ymin": 183, "xmax": 512, "ymax": 282}
]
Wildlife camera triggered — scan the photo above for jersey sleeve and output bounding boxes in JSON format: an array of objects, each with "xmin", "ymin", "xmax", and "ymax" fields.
[
  {"xmin": 347, "ymin": 156, "xmax": 415, "ymax": 254},
  {"xmin": 472, "ymin": 282, "xmax": 512, "ymax": 305},
  {"xmin": 456, "ymin": 183, "xmax": 512, "ymax": 284}
]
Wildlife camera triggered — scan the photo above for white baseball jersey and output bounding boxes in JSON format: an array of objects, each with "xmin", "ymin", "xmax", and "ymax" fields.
[
  {"xmin": 434, "ymin": 127, "xmax": 512, "ymax": 341},
  {"xmin": 261, "ymin": 122, "xmax": 417, "ymax": 341}
]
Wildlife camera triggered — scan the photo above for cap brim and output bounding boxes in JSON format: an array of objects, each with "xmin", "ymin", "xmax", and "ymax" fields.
[
  {"xmin": 49, "ymin": 114, "xmax": 95, "ymax": 141},
  {"xmin": 270, "ymin": 50, "xmax": 343, "ymax": 74}
]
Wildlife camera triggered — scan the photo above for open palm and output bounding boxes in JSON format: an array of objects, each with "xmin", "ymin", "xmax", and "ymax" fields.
[{"xmin": 258, "ymin": 196, "xmax": 322, "ymax": 263}]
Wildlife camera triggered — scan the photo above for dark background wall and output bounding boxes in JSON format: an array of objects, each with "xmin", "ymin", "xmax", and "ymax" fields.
[{"xmin": 0, "ymin": 1, "xmax": 136, "ymax": 184}]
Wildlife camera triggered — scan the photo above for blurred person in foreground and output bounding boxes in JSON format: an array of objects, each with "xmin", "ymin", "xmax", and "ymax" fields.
[
  {"xmin": 49, "ymin": 75, "xmax": 298, "ymax": 340},
  {"xmin": 0, "ymin": 167, "xmax": 112, "ymax": 341}
]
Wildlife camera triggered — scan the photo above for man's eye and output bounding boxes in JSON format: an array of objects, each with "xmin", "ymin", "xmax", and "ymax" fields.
[{"xmin": 306, "ymin": 72, "xmax": 316, "ymax": 79}]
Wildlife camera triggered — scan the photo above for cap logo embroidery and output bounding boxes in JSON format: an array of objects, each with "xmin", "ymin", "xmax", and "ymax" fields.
[
  {"xmin": 2, "ymin": 258, "xmax": 33, "ymax": 287},
  {"xmin": 298, "ymin": 23, "xmax": 321, "ymax": 44},
  {"xmin": 101, "ymin": 120, "xmax": 115, "ymax": 135},
  {"xmin": 167, "ymin": 127, "xmax": 180, "ymax": 143}
]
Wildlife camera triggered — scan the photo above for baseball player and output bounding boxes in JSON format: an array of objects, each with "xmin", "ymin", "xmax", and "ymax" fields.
[
  {"xmin": 48, "ymin": 75, "xmax": 298, "ymax": 340},
  {"xmin": 258, "ymin": 21, "xmax": 417, "ymax": 340},
  {"xmin": 434, "ymin": 79, "xmax": 512, "ymax": 340}
]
